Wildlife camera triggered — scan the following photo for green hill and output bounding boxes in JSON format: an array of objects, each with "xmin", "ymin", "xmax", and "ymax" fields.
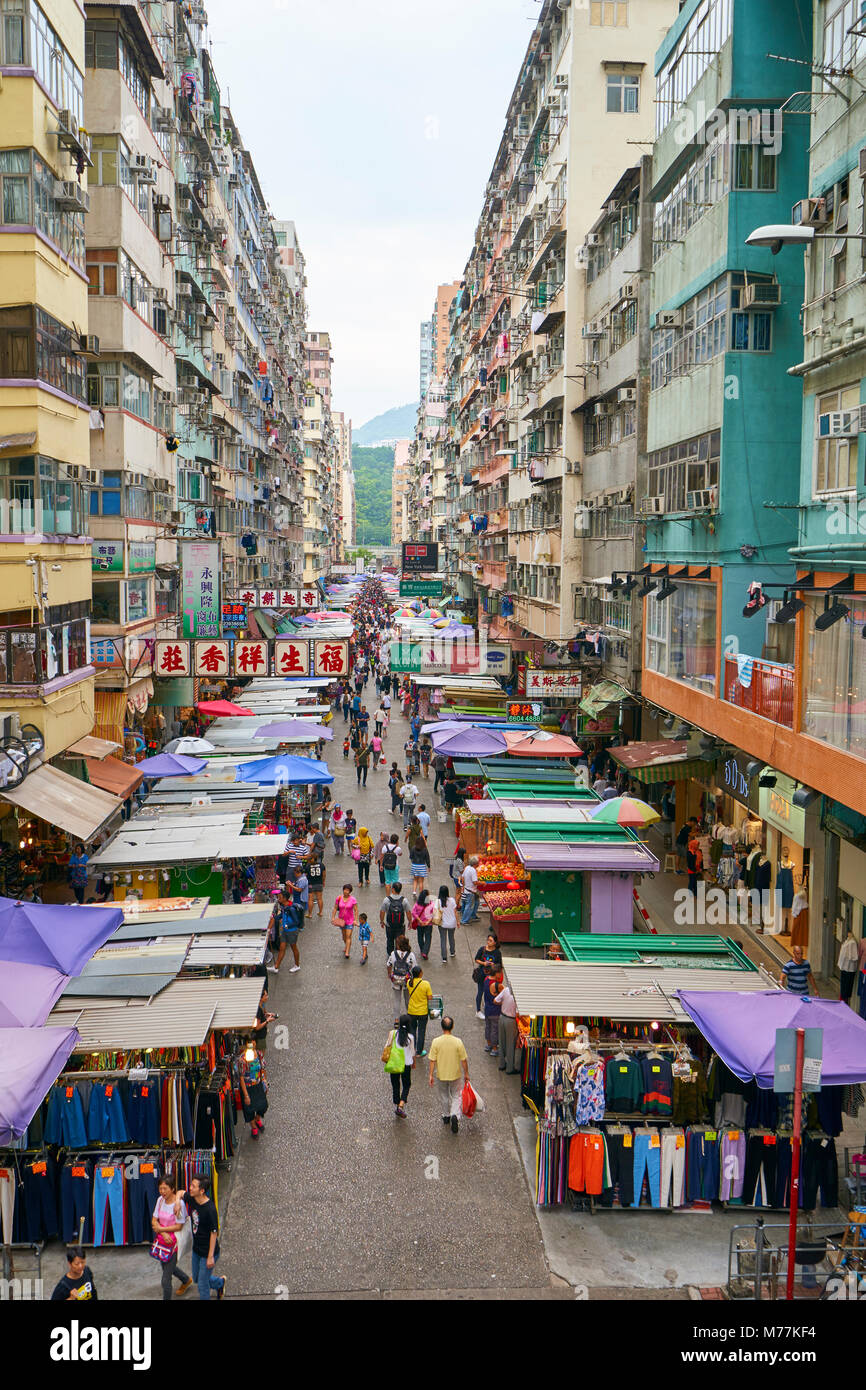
[
  {"xmin": 354, "ymin": 403, "xmax": 417, "ymax": 445},
  {"xmin": 352, "ymin": 444, "xmax": 394, "ymax": 546}
]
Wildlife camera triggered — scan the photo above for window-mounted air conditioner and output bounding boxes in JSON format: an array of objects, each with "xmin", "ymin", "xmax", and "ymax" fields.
[
  {"xmin": 791, "ymin": 196, "xmax": 830, "ymax": 228},
  {"xmin": 594, "ymin": 401, "xmax": 613, "ymax": 417},
  {"xmin": 657, "ymin": 309, "xmax": 683, "ymax": 329},
  {"xmin": 546, "ymin": 95, "xmax": 560, "ymax": 109},
  {"xmin": 581, "ymin": 322, "xmax": 605, "ymax": 338},
  {"xmin": 55, "ymin": 180, "xmax": 89, "ymax": 212},
  {"xmin": 741, "ymin": 281, "xmax": 781, "ymax": 308},
  {"xmin": 622, "ymin": 281, "xmax": 636, "ymax": 300},
  {"xmin": 818, "ymin": 409, "xmax": 862, "ymax": 438},
  {"xmin": 555, "ymin": 74, "xmax": 568, "ymax": 89},
  {"xmin": 640, "ymin": 495, "xmax": 665, "ymax": 515},
  {"xmin": 153, "ymin": 288, "xmax": 169, "ymax": 304},
  {"xmin": 586, "ymin": 232, "xmax": 600, "ymax": 246},
  {"xmin": 617, "ymin": 387, "xmax": 636, "ymax": 403},
  {"xmin": 686, "ymin": 488, "xmax": 717, "ymax": 510}
]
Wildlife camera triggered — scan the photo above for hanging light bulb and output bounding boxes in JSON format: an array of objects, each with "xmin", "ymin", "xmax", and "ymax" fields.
[
  {"xmin": 565, "ymin": 1020, "xmax": 575, "ymax": 1035},
  {"xmin": 244, "ymin": 1043, "xmax": 255, "ymax": 1062}
]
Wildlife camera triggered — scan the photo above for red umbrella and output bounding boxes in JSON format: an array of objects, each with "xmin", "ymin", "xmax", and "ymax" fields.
[
  {"xmin": 502, "ymin": 729, "xmax": 583, "ymax": 757},
  {"xmin": 197, "ymin": 699, "xmax": 255, "ymax": 717}
]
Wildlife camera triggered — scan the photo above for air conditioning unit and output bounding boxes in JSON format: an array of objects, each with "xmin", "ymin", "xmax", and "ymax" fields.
[
  {"xmin": 576, "ymin": 246, "xmax": 589, "ymax": 266},
  {"xmin": 545, "ymin": 95, "xmax": 560, "ymax": 109},
  {"xmin": 741, "ymin": 281, "xmax": 781, "ymax": 307},
  {"xmin": 617, "ymin": 387, "xmax": 636, "ymax": 403},
  {"xmin": 554, "ymin": 74, "xmax": 568, "ymax": 89},
  {"xmin": 594, "ymin": 401, "xmax": 613, "ymax": 417},
  {"xmin": 818, "ymin": 409, "xmax": 861, "ymax": 438},
  {"xmin": 55, "ymin": 180, "xmax": 89, "ymax": 212},
  {"xmin": 153, "ymin": 287, "xmax": 169, "ymax": 303},
  {"xmin": 640, "ymin": 495, "xmax": 665, "ymax": 515},
  {"xmin": 78, "ymin": 334, "xmax": 99, "ymax": 356},
  {"xmin": 581, "ymin": 322, "xmax": 605, "ymax": 338},
  {"xmin": 622, "ymin": 281, "xmax": 637, "ymax": 300},
  {"xmin": 686, "ymin": 488, "xmax": 716, "ymax": 510},
  {"xmin": 792, "ymin": 196, "xmax": 830, "ymax": 228},
  {"xmin": 229, "ymin": 173, "xmax": 241, "ymax": 186},
  {"xmin": 153, "ymin": 193, "xmax": 170, "ymax": 212},
  {"xmin": 564, "ymin": 459, "xmax": 580, "ymax": 474},
  {"xmin": 86, "ymin": 468, "xmax": 100, "ymax": 484},
  {"xmin": 617, "ymin": 488, "xmax": 631, "ymax": 503},
  {"xmin": 135, "ymin": 156, "xmax": 157, "ymax": 183},
  {"xmin": 657, "ymin": 309, "xmax": 683, "ymax": 329},
  {"xmin": 128, "ymin": 472, "xmax": 146, "ymax": 487},
  {"xmin": 586, "ymin": 232, "xmax": 600, "ymax": 246},
  {"xmin": 57, "ymin": 109, "xmax": 77, "ymax": 139}
]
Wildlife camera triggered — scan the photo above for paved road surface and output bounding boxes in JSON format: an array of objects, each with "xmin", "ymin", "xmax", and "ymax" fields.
[{"xmin": 221, "ymin": 698, "xmax": 559, "ymax": 1298}]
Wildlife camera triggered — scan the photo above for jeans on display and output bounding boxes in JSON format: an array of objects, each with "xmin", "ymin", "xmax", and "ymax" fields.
[
  {"xmin": 686, "ymin": 1129, "xmax": 721, "ymax": 1202},
  {"xmin": 60, "ymin": 1159, "xmax": 93, "ymax": 1243},
  {"xmin": 743, "ymin": 1133, "xmax": 779, "ymax": 1206},
  {"xmin": 416, "ymin": 922, "xmax": 433, "ymax": 957},
  {"xmin": 92, "ymin": 1164, "xmax": 126, "ymax": 1245},
  {"xmin": 22, "ymin": 1158, "xmax": 58, "ymax": 1240},
  {"xmin": 127, "ymin": 1165, "xmax": 160, "ymax": 1243},
  {"xmin": 191, "ymin": 1251, "xmax": 224, "ymax": 1300},
  {"xmin": 719, "ymin": 1129, "xmax": 747, "ymax": 1200},
  {"xmin": 128, "ymin": 1081, "xmax": 161, "ymax": 1146},
  {"xmin": 632, "ymin": 1132, "xmax": 662, "ymax": 1207},
  {"xmin": 497, "ymin": 1015, "xmax": 518, "ymax": 1072},
  {"xmin": 660, "ymin": 1130, "xmax": 686, "ymax": 1207},
  {"xmin": 161, "ymin": 1249, "xmax": 191, "ymax": 1301},
  {"xmin": 45, "ymin": 1085, "xmax": 89, "ymax": 1147},
  {"xmin": 802, "ymin": 1134, "xmax": 839, "ymax": 1208},
  {"xmin": 600, "ymin": 1132, "xmax": 634, "ymax": 1207},
  {"xmin": 389, "ymin": 1070, "xmax": 412, "ymax": 1106},
  {"xmin": 438, "ymin": 926, "xmax": 455, "ymax": 960},
  {"xmin": 87, "ymin": 1081, "xmax": 130, "ymax": 1143}
]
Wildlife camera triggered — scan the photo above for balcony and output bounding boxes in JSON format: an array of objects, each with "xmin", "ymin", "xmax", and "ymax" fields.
[{"xmin": 723, "ymin": 656, "xmax": 794, "ymax": 729}]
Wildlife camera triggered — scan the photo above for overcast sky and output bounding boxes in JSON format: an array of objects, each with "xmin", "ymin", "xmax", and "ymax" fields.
[{"xmin": 204, "ymin": 0, "xmax": 535, "ymax": 430}]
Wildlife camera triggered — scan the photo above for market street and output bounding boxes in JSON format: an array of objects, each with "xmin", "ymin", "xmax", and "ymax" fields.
[{"xmin": 220, "ymin": 726, "xmax": 559, "ymax": 1298}]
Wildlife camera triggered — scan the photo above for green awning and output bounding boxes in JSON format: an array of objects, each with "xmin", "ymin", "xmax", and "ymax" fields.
[
  {"xmin": 579, "ymin": 679, "xmax": 630, "ymax": 718},
  {"xmin": 631, "ymin": 758, "xmax": 711, "ymax": 786}
]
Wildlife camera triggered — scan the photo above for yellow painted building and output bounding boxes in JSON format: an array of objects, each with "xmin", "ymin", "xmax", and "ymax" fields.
[{"xmin": 0, "ymin": 0, "xmax": 95, "ymax": 759}]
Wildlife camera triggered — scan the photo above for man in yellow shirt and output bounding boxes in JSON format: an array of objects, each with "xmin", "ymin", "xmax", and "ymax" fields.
[
  {"xmin": 406, "ymin": 966, "xmax": 432, "ymax": 1055},
  {"xmin": 428, "ymin": 1016, "xmax": 470, "ymax": 1133}
]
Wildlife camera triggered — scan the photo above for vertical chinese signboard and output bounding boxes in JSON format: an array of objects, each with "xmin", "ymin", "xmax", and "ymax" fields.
[{"xmin": 181, "ymin": 540, "xmax": 220, "ymax": 639}]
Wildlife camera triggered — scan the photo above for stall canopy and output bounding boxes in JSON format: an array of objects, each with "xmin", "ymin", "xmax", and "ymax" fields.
[
  {"xmin": 84, "ymin": 756, "xmax": 143, "ymax": 799},
  {"xmin": 197, "ymin": 699, "xmax": 255, "ymax": 716},
  {"xmin": 254, "ymin": 720, "xmax": 333, "ymax": 741},
  {"xmin": 0, "ymin": 896, "xmax": 123, "ymax": 973},
  {"xmin": 430, "ymin": 726, "xmax": 507, "ymax": 757},
  {"xmin": 66, "ymin": 735, "xmax": 122, "ymax": 759},
  {"xmin": 234, "ymin": 755, "xmax": 334, "ymax": 786},
  {"xmin": 579, "ymin": 679, "xmax": 630, "ymax": 718},
  {"xmin": 0, "ymin": 960, "xmax": 69, "ymax": 1026},
  {"xmin": 0, "ymin": 1025, "xmax": 80, "ymax": 1145},
  {"xmin": 608, "ymin": 740, "xmax": 712, "ymax": 785},
  {"xmin": 502, "ymin": 730, "xmax": 583, "ymax": 758},
  {"xmin": 678, "ymin": 990, "xmax": 866, "ymax": 1088},
  {"xmin": 0, "ymin": 764, "xmax": 124, "ymax": 841},
  {"xmin": 136, "ymin": 753, "xmax": 206, "ymax": 778},
  {"xmin": 163, "ymin": 737, "xmax": 216, "ymax": 756}
]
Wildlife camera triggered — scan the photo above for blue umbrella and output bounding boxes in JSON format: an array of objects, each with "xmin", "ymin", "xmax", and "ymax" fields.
[
  {"xmin": 234, "ymin": 755, "xmax": 334, "ymax": 786},
  {"xmin": 137, "ymin": 753, "xmax": 206, "ymax": 778}
]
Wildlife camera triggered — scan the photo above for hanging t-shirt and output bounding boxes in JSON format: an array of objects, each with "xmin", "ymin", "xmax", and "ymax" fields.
[
  {"xmin": 640, "ymin": 1055, "xmax": 673, "ymax": 1116},
  {"xmin": 573, "ymin": 1060, "xmax": 606, "ymax": 1125},
  {"xmin": 605, "ymin": 1055, "xmax": 643, "ymax": 1112}
]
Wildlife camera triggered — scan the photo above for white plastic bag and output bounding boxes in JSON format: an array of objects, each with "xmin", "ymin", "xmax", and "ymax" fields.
[{"xmin": 467, "ymin": 1083, "xmax": 485, "ymax": 1113}]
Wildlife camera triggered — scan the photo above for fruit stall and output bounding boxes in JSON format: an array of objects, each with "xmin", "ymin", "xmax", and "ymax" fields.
[{"xmin": 476, "ymin": 852, "xmax": 532, "ymax": 943}]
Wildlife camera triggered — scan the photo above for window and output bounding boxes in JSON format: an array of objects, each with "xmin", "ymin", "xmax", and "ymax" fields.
[
  {"xmin": 656, "ymin": 0, "xmax": 733, "ymax": 135},
  {"xmin": 87, "ymin": 362, "xmax": 151, "ymax": 422},
  {"xmin": 815, "ymin": 385, "xmax": 860, "ymax": 494},
  {"xmin": 822, "ymin": 0, "xmax": 866, "ymax": 71},
  {"xmin": 653, "ymin": 135, "xmax": 731, "ymax": 264},
  {"xmin": 86, "ymin": 247, "xmax": 118, "ymax": 296},
  {"xmin": 645, "ymin": 580, "xmax": 717, "ymax": 692},
  {"xmin": 125, "ymin": 578, "xmax": 150, "ymax": 622},
  {"xmin": 0, "ymin": 148, "xmax": 85, "ymax": 267},
  {"xmin": 0, "ymin": 304, "xmax": 86, "ymax": 401},
  {"xmin": 803, "ymin": 590, "xmax": 866, "ymax": 757},
  {"xmin": 590, "ymin": 1, "xmax": 628, "ymax": 23},
  {"xmin": 648, "ymin": 430, "xmax": 721, "ymax": 513},
  {"xmin": 84, "ymin": 22, "xmax": 118, "ymax": 69},
  {"xmin": 732, "ymin": 143, "xmax": 777, "ymax": 191},
  {"xmin": 606, "ymin": 73, "xmax": 639, "ymax": 113},
  {"xmin": 89, "ymin": 134, "xmax": 133, "ymax": 197},
  {"xmin": 0, "ymin": 455, "xmax": 88, "ymax": 535},
  {"xmin": 91, "ymin": 581, "xmax": 121, "ymax": 624},
  {"xmin": 650, "ymin": 273, "xmax": 774, "ymax": 390},
  {"xmin": 3, "ymin": 1, "xmax": 85, "ymax": 125}
]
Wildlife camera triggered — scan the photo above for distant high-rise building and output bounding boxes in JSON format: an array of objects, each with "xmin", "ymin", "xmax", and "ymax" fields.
[
  {"xmin": 391, "ymin": 440, "xmax": 411, "ymax": 546},
  {"xmin": 419, "ymin": 320, "xmax": 433, "ymax": 401},
  {"xmin": 306, "ymin": 331, "xmax": 333, "ymax": 408},
  {"xmin": 432, "ymin": 281, "xmax": 461, "ymax": 380}
]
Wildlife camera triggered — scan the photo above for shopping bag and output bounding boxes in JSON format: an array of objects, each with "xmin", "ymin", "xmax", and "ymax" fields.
[
  {"xmin": 461, "ymin": 1081, "xmax": 476, "ymax": 1117},
  {"xmin": 468, "ymin": 1083, "xmax": 485, "ymax": 1112}
]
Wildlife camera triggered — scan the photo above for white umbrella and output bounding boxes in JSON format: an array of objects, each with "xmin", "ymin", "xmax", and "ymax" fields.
[{"xmin": 164, "ymin": 737, "xmax": 216, "ymax": 755}]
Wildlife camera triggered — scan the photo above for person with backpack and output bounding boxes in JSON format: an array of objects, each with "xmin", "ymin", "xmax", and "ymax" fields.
[
  {"xmin": 374, "ymin": 830, "xmax": 391, "ymax": 886},
  {"xmin": 410, "ymin": 888, "xmax": 435, "ymax": 960},
  {"xmin": 388, "ymin": 765, "xmax": 403, "ymax": 816},
  {"xmin": 355, "ymin": 740, "xmax": 371, "ymax": 787},
  {"xmin": 381, "ymin": 833, "xmax": 402, "ymax": 887},
  {"xmin": 400, "ymin": 775, "xmax": 419, "ymax": 830},
  {"xmin": 387, "ymin": 934, "xmax": 416, "ymax": 995},
  {"xmin": 306, "ymin": 851, "xmax": 325, "ymax": 917},
  {"xmin": 432, "ymin": 750, "xmax": 448, "ymax": 793},
  {"xmin": 380, "ymin": 881, "xmax": 410, "ymax": 958},
  {"xmin": 382, "ymin": 1013, "xmax": 416, "ymax": 1119}
]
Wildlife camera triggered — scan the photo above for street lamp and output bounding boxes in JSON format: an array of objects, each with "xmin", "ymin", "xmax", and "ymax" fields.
[{"xmin": 745, "ymin": 224, "xmax": 866, "ymax": 255}]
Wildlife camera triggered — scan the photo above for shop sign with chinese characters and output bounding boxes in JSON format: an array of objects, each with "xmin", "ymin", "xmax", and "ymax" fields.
[
  {"xmin": 181, "ymin": 540, "xmax": 220, "ymax": 639},
  {"xmin": 220, "ymin": 602, "xmax": 247, "ymax": 632},
  {"xmin": 194, "ymin": 641, "xmax": 229, "ymax": 677},
  {"xmin": 520, "ymin": 668, "xmax": 582, "ymax": 698},
  {"xmin": 233, "ymin": 641, "xmax": 269, "ymax": 677},
  {"xmin": 313, "ymin": 639, "xmax": 348, "ymax": 677},
  {"xmin": 235, "ymin": 588, "xmax": 318, "ymax": 610},
  {"xmin": 155, "ymin": 641, "xmax": 191, "ymax": 678},
  {"xmin": 154, "ymin": 639, "xmax": 345, "ymax": 679},
  {"xmin": 274, "ymin": 638, "xmax": 309, "ymax": 676},
  {"xmin": 507, "ymin": 702, "xmax": 542, "ymax": 723}
]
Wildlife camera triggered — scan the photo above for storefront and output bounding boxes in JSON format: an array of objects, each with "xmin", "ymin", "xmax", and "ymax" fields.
[
  {"xmin": 757, "ymin": 771, "xmax": 813, "ymax": 956},
  {"xmin": 822, "ymin": 797, "xmax": 866, "ymax": 987}
]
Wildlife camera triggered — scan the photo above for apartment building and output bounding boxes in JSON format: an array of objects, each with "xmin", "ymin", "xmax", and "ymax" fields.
[
  {"xmin": 303, "ymin": 388, "xmax": 336, "ymax": 582},
  {"xmin": 432, "ymin": 281, "xmax": 460, "ymax": 382},
  {"xmin": 306, "ymin": 330, "xmax": 332, "ymax": 408},
  {"xmin": 391, "ymin": 439, "xmax": 411, "ymax": 545},
  {"xmin": 0, "ymin": 0, "xmax": 95, "ymax": 769},
  {"xmin": 333, "ymin": 410, "xmax": 355, "ymax": 551},
  {"xmin": 419, "ymin": 319, "xmax": 433, "ymax": 401}
]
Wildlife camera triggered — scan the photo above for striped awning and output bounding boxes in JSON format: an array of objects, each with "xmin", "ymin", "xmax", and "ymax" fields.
[{"xmin": 631, "ymin": 758, "xmax": 712, "ymax": 785}]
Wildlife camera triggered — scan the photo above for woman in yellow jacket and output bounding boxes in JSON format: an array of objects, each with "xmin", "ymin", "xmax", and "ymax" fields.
[
  {"xmin": 350, "ymin": 826, "xmax": 374, "ymax": 888},
  {"xmin": 406, "ymin": 965, "xmax": 433, "ymax": 1056}
]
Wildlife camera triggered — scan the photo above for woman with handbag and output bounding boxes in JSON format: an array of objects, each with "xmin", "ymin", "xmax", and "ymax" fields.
[
  {"xmin": 473, "ymin": 933, "xmax": 502, "ymax": 1018},
  {"xmin": 351, "ymin": 826, "xmax": 374, "ymax": 887},
  {"xmin": 437, "ymin": 883, "xmax": 457, "ymax": 963},
  {"xmin": 382, "ymin": 1013, "xmax": 416, "ymax": 1118},
  {"xmin": 330, "ymin": 805, "xmax": 346, "ymax": 856},
  {"xmin": 332, "ymin": 882, "xmax": 359, "ymax": 958},
  {"xmin": 151, "ymin": 1175, "xmax": 192, "ymax": 1300},
  {"xmin": 411, "ymin": 888, "xmax": 435, "ymax": 960}
]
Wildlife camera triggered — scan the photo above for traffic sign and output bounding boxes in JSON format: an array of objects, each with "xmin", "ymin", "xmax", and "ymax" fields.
[{"xmin": 399, "ymin": 580, "xmax": 444, "ymax": 598}]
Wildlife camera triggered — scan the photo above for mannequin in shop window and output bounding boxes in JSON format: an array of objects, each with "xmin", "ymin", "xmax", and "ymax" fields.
[
  {"xmin": 753, "ymin": 854, "xmax": 772, "ymax": 932},
  {"xmin": 777, "ymin": 847, "xmax": 795, "ymax": 931},
  {"xmin": 838, "ymin": 930, "xmax": 858, "ymax": 1004}
]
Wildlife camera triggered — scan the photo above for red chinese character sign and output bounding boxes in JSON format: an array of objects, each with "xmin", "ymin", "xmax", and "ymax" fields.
[
  {"xmin": 313, "ymin": 639, "xmax": 348, "ymax": 677},
  {"xmin": 280, "ymin": 589, "xmax": 298, "ymax": 609},
  {"xmin": 194, "ymin": 640, "xmax": 229, "ymax": 676},
  {"xmin": 274, "ymin": 639, "xmax": 309, "ymax": 676},
  {"xmin": 524, "ymin": 669, "xmax": 582, "ymax": 698},
  {"xmin": 238, "ymin": 589, "xmax": 257, "ymax": 606},
  {"xmin": 156, "ymin": 641, "xmax": 191, "ymax": 677},
  {"xmin": 259, "ymin": 589, "xmax": 277, "ymax": 608},
  {"xmin": 300, "ymin": 588, "xmax": 318, "ymax": 610},
  {"xmin": 234, "ymin": 641, "xmax": 269, "ymax": 676}
]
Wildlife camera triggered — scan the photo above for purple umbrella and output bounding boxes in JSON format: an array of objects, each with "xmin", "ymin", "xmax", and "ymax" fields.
[
  {"xmin": 0, "ymin": 1026, "xmax": 80, "ymax": 1145},
  {"xmin": 136, "ymin": 753, "xmax": 206, "ymax": 778},
  {"xmin": 678, "ymin": 990, "xmax": 866, "ymax": 1088},
  {"xmin": 429, "ymin": 726, "xmax": 507, "ymax": 757},
  {"xmin": 0, "ymin": 896, "xmax": 123, "ymax": 974},
  {"xmin": 254, "ymin": 720, "xmax": 334, "ymax": 741},
  {"xmin": 0, "ymin": 961, "xmax": 69, "ymax": 1027}
]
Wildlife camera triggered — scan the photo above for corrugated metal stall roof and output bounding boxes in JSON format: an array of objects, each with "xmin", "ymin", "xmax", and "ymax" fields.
[
  {"xmin": 61, "ymin": 973, "xmax": 177, "ymax": 998},
  {"xmin": 185, "ymin": 931, "xmax": 267, "ymax": 966},
  {"xmin": 109, "ymin": 905, "xmax": 271, "ymax": 940},
  {"xmin": 503, "ymin": 958, "xmax": 777, "ymax": 1022},
  {"xmin": 47, "ymin": 995, "xmax": 217, "ymax": 1048}
]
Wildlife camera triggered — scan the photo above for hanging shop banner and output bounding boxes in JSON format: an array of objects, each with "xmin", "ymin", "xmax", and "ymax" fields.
[
  {"xmin": 233, "ymin": 640, "xmax": 269, "ymax": 677},
  {"xmin": 759, "ymin": 771, "xmax": 806, "ymax": 843},
  {"xmin": 89, "ymin": 636, "xmax": 123, "ymax": 669},
  {"xmin": 92, "ymin": 541, "xmax": 124, "ymax": 573},
  {"xmin": 128, "ymin": 540, "xmax": 156, "ymax": 573},
  {"xmin": 331, "ymin": 564, "xmax": 354, "ymax": 575},
  {"xmin": 257, "ymin": 587, "xmax": 281, "ymax": 608},
  {"xmin": 155, "ymin": 640, "xmax": 192, "ymax": 678},
  {"xmin": 274, "ymin": 638, "xmax": 309, "ymax": 676},
  {"xmin": 194, "ymin": 640, "xmax": 230, "ymax": 677},
  {"xmin": 718, "ymin": 752, "xmax": 759, "ymax": 811},
  {"xmin": 181, "ymin": 540, "xmax": 220, "ymax": 639},
  {"xmin": 280, "ymin": 589, "xmax": 300, "ymax": 609},
  {"xmin": 221, "ymin": 601, "xmax": 247, "ymax": 632},
  {"xmin": 401, "ymin": 542, "xmax": 438, "ymax": 573},
  {"xmin": 521, "ymin": 668, "xmax": 583, "ymax": 698},
  {"xmin": 507, "ymin": 701, "xmax": 542, "ymax": 723},
  {"xmin": 313, "ymin": 639, "xmax": 349, "ymax": 677},
  {"xmin": 483, "ymin": 641, "xmax": 512, "ymax": 675}
]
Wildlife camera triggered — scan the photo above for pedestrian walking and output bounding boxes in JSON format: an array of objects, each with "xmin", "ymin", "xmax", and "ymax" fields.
[
  {"xmin": 416, "ymin": 805, "xmax": 431, "ymax": 838},
  {"xmin": 151, "ymin": 1175, "xmax": 193, "ymax": 1300},
  {"xmin": 495, "ymin": 980, "xmax": 520, "ymax": 1073},
  {"xmin": 178, "ymin": 1176, "xmax": 225, "ymax": 1300},
  {"xmin": 332, "ymin": 882, "xmax": 359, "ymax": 959},
  {"xmin": 307, "ymin": 851, "xmax": 325, "ymax": 917},
  {"xmin": 331, "ymin": 805, "xmax": 347, "ymax": 856},
  {"xmin": 289, "ymin": 864, "xmax": 308, "ymax": 931},
  {"xmin": 370, "ymin": 732, "xmax": 383, "ymax": 769},
  {"xmin": 381, "ymin": 833, "xmax": 402, "ymax": 887},
  {"xmin": 374, "ymin": 705, "xmax": 386, "ymax": 737},
  {"xmin": 406, "ymin": 966, "xmax": 432, "ymax": 1055},
  {"xmin": 482, "ymin": 965, "xmax": 502, "ymax": 1054},
  {"xmin": 387, "ymin": 932, "xmax": 415, "ymax": 994},
  {"xmin": 345, "ymin": 809, "xmax": 357, "ymax": 839},
  {"xmin": 342, "ymin": 692, "xmax": 350, "ymax": 723},
  {"xmin": 404, "ymin": 736, "xmax": 419, "ymax": 776},
  {"xmin": 409, "ymin": 835, "xmax": 430, "ymax": 896},
  {"xmin": 473, "ymin": 933, "xmax": 502, "ymax": 1017},
  {"xmin": 67, "ymin": 843, "xmax": 89, "ymax": 904},
  {"xmin": 51, "ymin": 1246, "xmax": 99, "ymax": 1302},
  {"xmin": 273, "ymin": 889, "xmax": 302, "ymax": 974},
  {"xmin": 239, "ymin": 1042, "xmax": 269, "ymax": 1138},
  {"xmin": 400, "ymin": 775, "xmax": 419, "ymax": 830},
  {"xmin": 351, "ymin": 825, "xmax": 373, "ymax": 886},
  {"xmin": 442, "ymin": 772, "xmax": 463, "ymax": 817},
  {"xmin": 687, "ymin": 832, "xmax": 702, "ymax": 898},
  {"xmin": 437, "ymin": 883, "xmax": 458, "ymax": 963},
  {"xmin": 411, "ymin": 888, "xmax": 435, "ymax": 959},
  {"xmin": 355, "ymin": 740, "xmax": 371, "ymax": 787},
  {"xmin": 460, "ymin": 855, "xmax": 480, "ymax": 925},
  {"xmin": 381, "ymin": 882, "xmax": 410, "ymax": 957},
  {"xmin": 374, "ymin": 829, "xmax": 390, "ymax": 886},
  {"xmin": 418, "ymin": 737, "xmax": 432, "ymax": 779},
  {"xmin": 357, "ymin": 911, "xmax": 372, "ymax": 964},
  {"xmin": 432, "ymin": 750, "xmax": 447, "ymax": 793},
  {"xmin": 388, "ymin": 765, "xmax": 403, "ymax": 816},
  {"xmin": 428, "ymin": 1017, "xmax": 470, "ymax": 1133},
  {"xmin": 382, "ymin": 1013, "xmax": 416, "ymax": 1119},
  {"xmin": 450, "ymin": 845, "xmax": 465, "ymax": 907},
  {"xmin": 358, "ymin": 705, "xmax": 370, "ymax": 739}
]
